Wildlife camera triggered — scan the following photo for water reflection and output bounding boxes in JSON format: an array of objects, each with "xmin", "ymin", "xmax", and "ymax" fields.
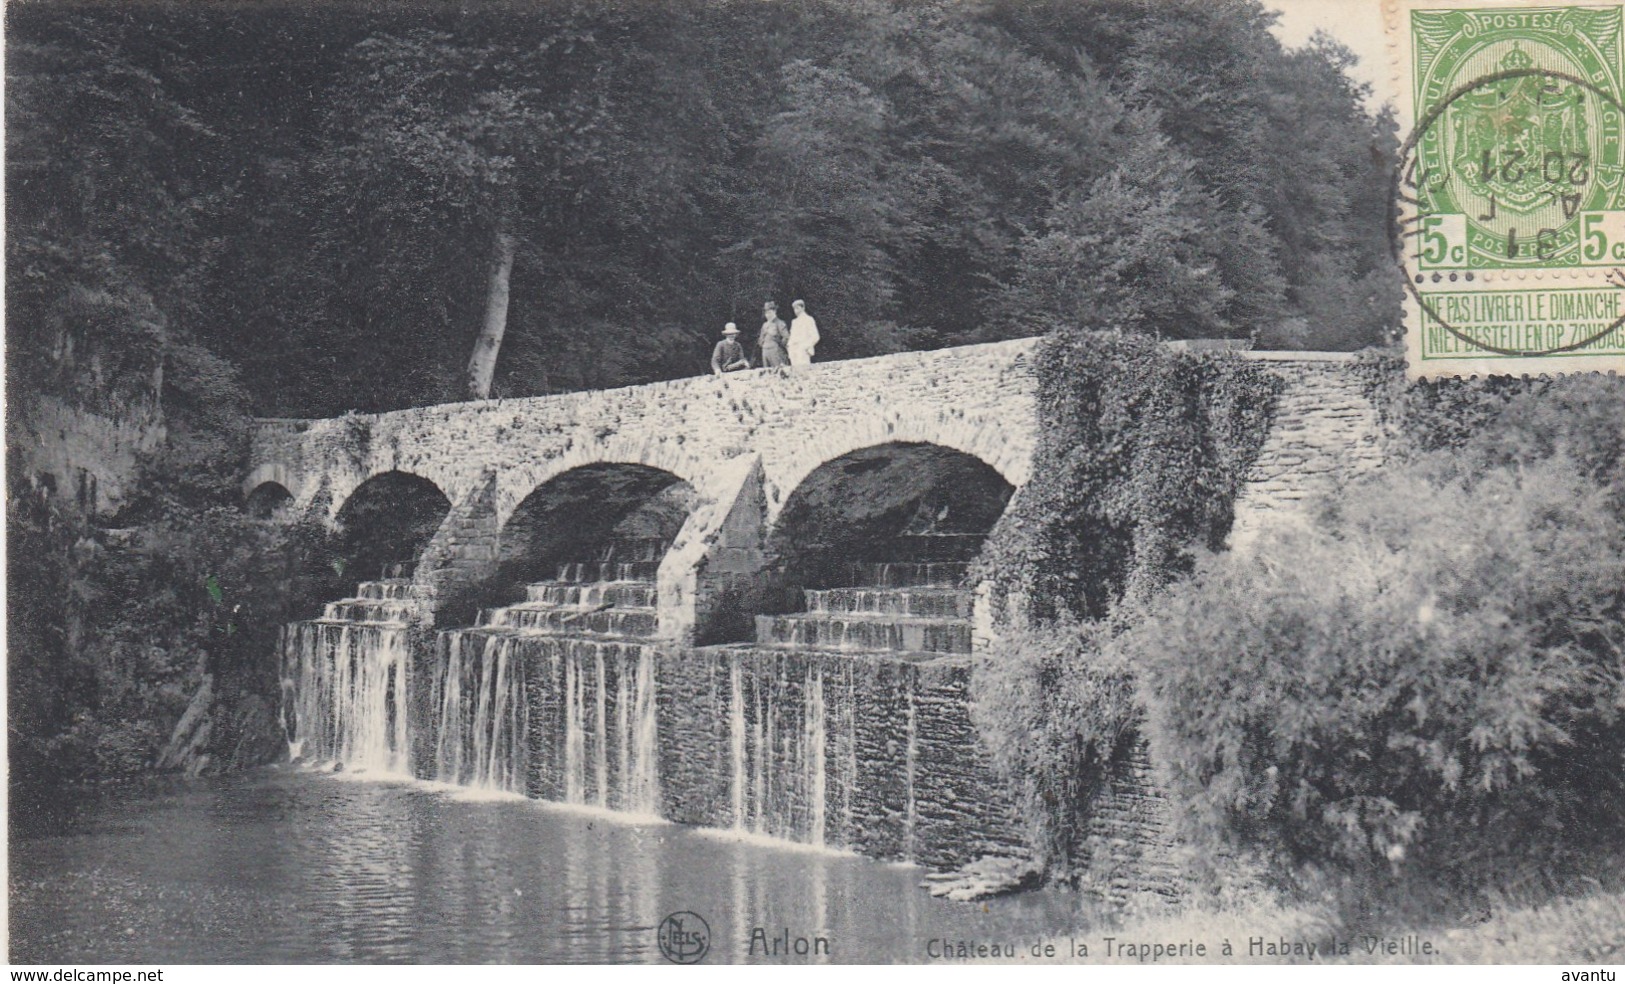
[{"xmin": 10, "ymin": 769, "xmax": 1086, "ymax": 964}]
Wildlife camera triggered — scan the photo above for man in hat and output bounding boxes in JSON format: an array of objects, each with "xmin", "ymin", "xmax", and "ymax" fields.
[
  {"xmin": 758, "ymin": 301, "xmax": 790, "ymax": 369},
  {"xmin": 711, "ymin": 322, "xmax": 750, "ymax": 375},
  {"xmin": 788, "ymin": 299, "xmax": 819, "ymax": 367}
]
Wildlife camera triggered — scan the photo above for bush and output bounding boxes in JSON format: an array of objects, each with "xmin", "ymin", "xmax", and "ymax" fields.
[
  {"xmin": 1356, "ymin": 352, "xmax": 1625, "ymax": 483},
  {"xmin": 971, "ymin": 619, "xmax": 1136, "ymax": 875},
  {"xmin": 1123, "ymin": 447, "xmax": 1625, "ymax": 887}
]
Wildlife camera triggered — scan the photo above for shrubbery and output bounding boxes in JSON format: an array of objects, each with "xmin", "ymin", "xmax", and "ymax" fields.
[
  {"xmin": 1122, "ymin": 371, "xmax": 1625, "ymax": 890},
  {"xmin": 970, "ymin": 619, "xmax": 1135, "ymax": 872},
  {"xmin": 8, "ymin": 488, "xmax": 336, "ymax": 784},
  {"xmin": 971, "ymin": 331, "xmax": 1281, "ymax": 877},
  {"xmin": 975, "ymin": 342, "xmax": 1624, "ymax": 901}
]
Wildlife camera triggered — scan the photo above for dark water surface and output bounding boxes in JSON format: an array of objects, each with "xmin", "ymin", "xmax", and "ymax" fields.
[{"xmin": 9, "ymin": 767, "xmax": 1087, "ymax": 963}]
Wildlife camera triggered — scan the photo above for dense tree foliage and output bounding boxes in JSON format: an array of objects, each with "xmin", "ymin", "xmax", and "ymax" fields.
[{"xmin": 10, "ymin": 0, "xmax": 1398, "ymax": 419}]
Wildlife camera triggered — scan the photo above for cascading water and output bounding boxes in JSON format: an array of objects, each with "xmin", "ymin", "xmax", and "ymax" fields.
[
  {"xmin": 432, "ymin": 631, "xmax": 527, "ymax": 792},
  {"xmin": 282, "ymin": 579, "xmax": 415, "ymax": 775},
  {"xmin": 431, "ymin": 539, "xmax": 664, "ymax": 812},
  {"xmin": 729, "ymin": 540, "xmax": 980, "ymax": 856},
  {"xmin": 280, "ymin": 529, "xmax": 1014, "ymax": 868},
  {"xmin": 805, "ymin": 667, "xmax": 827, "ymax": 847}
]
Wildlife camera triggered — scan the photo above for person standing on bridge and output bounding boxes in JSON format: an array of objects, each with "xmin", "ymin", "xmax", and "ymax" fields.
[
  {"xmin": 788, "ymin": 299, "xmax": 819, "ymax": 366},
  {"xmin": 711, "ymin": 323, "xmax": 751, "ymax": 376},
  {"xmin": 759, "ymin": 301, "xmax": 790, "ymax": 369}
]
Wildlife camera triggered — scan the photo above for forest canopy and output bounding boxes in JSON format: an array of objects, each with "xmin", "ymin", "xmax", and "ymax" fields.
[{"xmin": 6, "ymin": 0, "xmax": 1399, "ymax": 420}]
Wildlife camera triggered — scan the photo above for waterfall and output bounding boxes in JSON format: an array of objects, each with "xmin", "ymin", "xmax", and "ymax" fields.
[
  {"xmin": 723, "ymin": 549, "xmax": 980, "ymax": 853},
  {"xmin": 593, "ymin": 646, "xmax": 608, "ymax": 808},
  {"xmin": 550, "ymin": 641, "xmax": 661, "ymax": 813},
  {"xmin": 431, "ymin": 632, "xmax": 528, "ymax": 793},
  {"xmin": 805, "ymin": 666, "xmax": 827, "ymax": 848},
  {"xmin": 628, "ymin": 644, "xmax": 661, "ymax": 814},
  {"xmin": 729, "ymin": 661, "xmax": 747, "ymax": 830},
  {"xmin": 282, "ymin": 582, "xmax": 414, "ymax": 775},
  {"xmin": 433, "ymin": 539, "xmax": 666, "ymax": 815},
  {"xmin": 904, "ymin": 683, "xmax": 919, "ymax": 864},
  {"xmin": 724, "ymin": 652, "xmax": 839, "ymax": 845},
  {"xmin": 276, "ymin": 530, "xmax": 1017, "ymax": 868},
  {"xmin": 563, "ymin": 651, "xmax": 583, "ymax": 805}
]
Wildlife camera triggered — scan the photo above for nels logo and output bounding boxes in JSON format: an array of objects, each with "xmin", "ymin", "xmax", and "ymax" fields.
[
  {"xmin": 1452, "ymin": 43, "xmax": 1591, "ymax": 214},
  {"xmin": 657, "ymin": 911, "xmax": 711, "ymax": 964}
]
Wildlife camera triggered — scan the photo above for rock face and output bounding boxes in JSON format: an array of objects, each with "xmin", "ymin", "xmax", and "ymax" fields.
[
  {"xmin": 156, "ymin": 675, "xmax": 215, "ymax": 776},
  {"xmin": 14, "ymin": 395, "xmax": 166, "ymax": 515},
  {"xmin": 923, "ymin": 856, "xmax": 1043, "ymax": 902},
  {"xmin": 9, "ymin": 283, "xmax": 168, "ymax": 520}
]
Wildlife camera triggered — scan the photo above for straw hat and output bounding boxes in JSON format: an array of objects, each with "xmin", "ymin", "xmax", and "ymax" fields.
[{"xmin": 722, "ymin": 323, "xmax": 740, "ymax": 335}]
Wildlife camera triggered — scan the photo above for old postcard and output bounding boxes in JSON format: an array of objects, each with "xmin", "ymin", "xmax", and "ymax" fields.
[{"xmin": 7, "ymin": 0, "xmax": 1623, "ymax": 972}]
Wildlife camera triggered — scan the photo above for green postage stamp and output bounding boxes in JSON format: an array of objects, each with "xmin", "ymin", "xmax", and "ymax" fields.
[{"xmin": 1392, "ymin": 0, "xmax": 1625, "ymax": 377}]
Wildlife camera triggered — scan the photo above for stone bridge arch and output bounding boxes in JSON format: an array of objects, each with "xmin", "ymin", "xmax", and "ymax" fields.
[
  {"xmin": 496, "ymin": 460, "xmax": 697, "ymax": 584},
  {"xmin": 243, "ymin": 462, "xmax": 296, "ymax": 504},
  {"xmin": 768, "ymin": 440, "xmax": 1015, "ymax": 566},
  {"xmin": 246, "ymin": 342, "xmax": 1385, "ymax": 644},
  {"xmin": 415, "ymin": 453, "xmax": 742, "ymax": 636},
  {"xmin": 244, "ymin": 476, "xmax": 295, "ymax": 520},
  {"xmin": 326, "ymin": 463, "xmax": 463, "ymax": 529},
  {"xmin": 332, "ymin": 469, "xmax": 454, "ymax": 583},
  {"xmin": 760, "ymin": 407, "xmax": 1030, "ymax": 522},
  {"xmin": 492, "ymin": 438, "xmax": 725, "ymax": 531}
]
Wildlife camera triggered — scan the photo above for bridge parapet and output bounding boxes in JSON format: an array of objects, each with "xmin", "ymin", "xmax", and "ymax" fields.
[{"xmin": 1227, "ymin": 352, "xmax": 1384, "ymax": 547}]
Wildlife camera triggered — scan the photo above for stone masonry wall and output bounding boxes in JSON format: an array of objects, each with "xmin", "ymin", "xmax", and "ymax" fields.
[
  {"xmin": 655, "ymin": 645, "xmax": 1027, "ymax": 870},
  {"xmin": 248, "ymin": 344, "xmax": 1382, "ymax": 574},
  {"xmin": 247, "ymin": 340, "xmax": 1040, "ymax": 529},
  {"xmin": 259, "ymin": 341, "xmax": 1389, "ymax": 892},
  {"xmin": 1076, "ymin": 736, "xmax": 1187, "ymax": 909},
  {"xmin": 251, "ymin": 340, "xmax": 1040, "ymax": 643},
  {"xmin": 412, "ymin": 471, "xmax": 500, "ymax": 626},
  {"xmin": 1229, "ymin": 353, "xmax": 1385, "ymax": 548}
]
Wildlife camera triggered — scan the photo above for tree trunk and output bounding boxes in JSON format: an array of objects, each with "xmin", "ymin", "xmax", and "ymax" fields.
[{"xmin": 466, "ymin": 228, "xmax": 516, "ymax": 400}]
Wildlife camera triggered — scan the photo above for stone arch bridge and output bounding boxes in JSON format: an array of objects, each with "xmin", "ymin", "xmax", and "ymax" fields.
[{"xmin": 248, "ymin": 338, "xmax": 1381, "ymax": 640}]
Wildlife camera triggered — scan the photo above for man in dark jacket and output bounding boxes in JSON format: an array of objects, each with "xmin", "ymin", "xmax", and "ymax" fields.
[
  {"xmin": 711, "ymin": 323, "xmax": 750, "ymax": 375},
  {"xmin": 759, "ymin": 302, "xmax": 790, "ymax": 368}
]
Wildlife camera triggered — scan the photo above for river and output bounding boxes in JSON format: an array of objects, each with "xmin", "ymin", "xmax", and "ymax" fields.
[{"xmin": 9, "ymin": 767, "xmax": 1089, "ymax": 964}]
